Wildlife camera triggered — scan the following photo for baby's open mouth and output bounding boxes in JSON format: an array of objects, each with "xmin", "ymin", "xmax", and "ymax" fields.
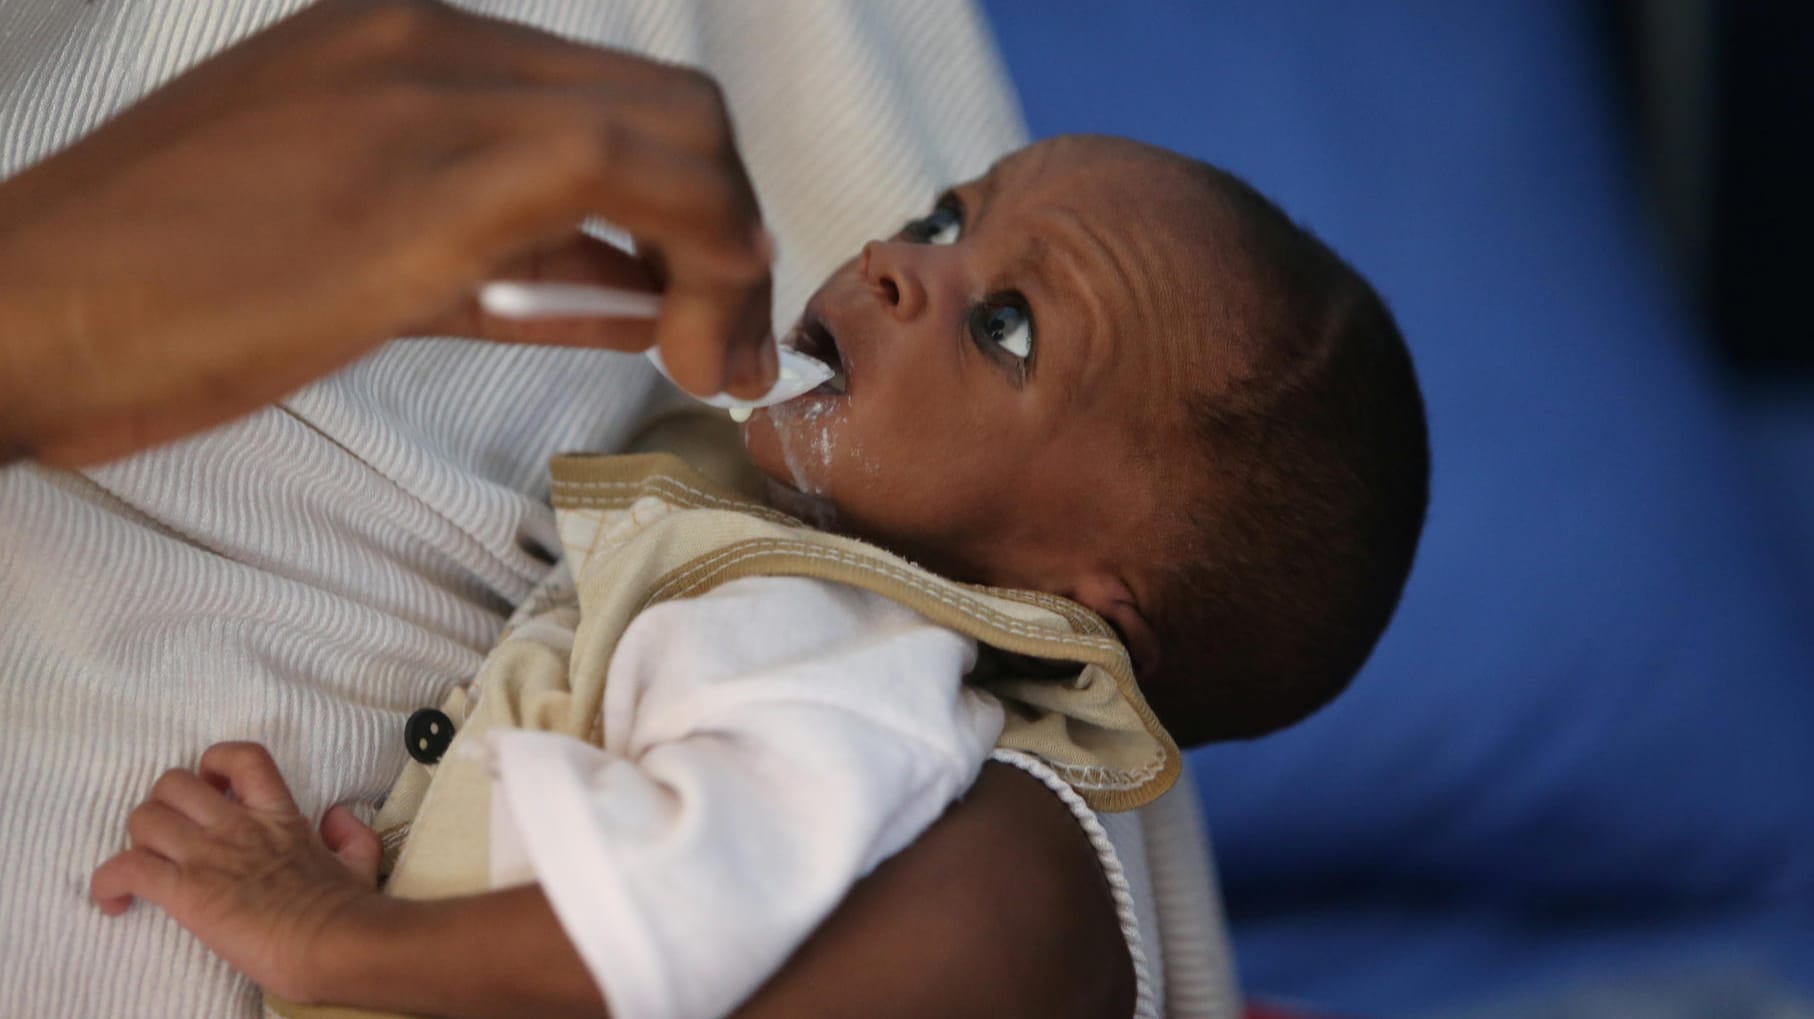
[{"xmin": 787, "ymin": 312, "xmax": 850, "ymax": 396}]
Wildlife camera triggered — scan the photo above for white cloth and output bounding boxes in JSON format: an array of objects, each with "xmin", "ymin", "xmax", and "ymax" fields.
[
  {"xmin": 0, "ymin": 3, "xmax": 1243, "ymax": 1017},
  {"xmin": 0, "ymin": 3, "xmax": 1027, "ymax": 1015},
  {"xmin": 486, "ymin": 575, "xmax": 1002, "ymax": 1019}
]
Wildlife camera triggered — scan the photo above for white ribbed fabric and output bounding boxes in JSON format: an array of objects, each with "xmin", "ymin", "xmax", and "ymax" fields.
[
  {"xmin": 0, "ymin": 3, "xmax": 1236, "ymax": 1017},
  {"xmin": 1141, "ymin": 769, "xmax": 1245, "ymax": 1019}
]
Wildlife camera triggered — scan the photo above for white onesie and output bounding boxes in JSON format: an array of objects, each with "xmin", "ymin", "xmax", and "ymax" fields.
[{"xmin": 485, "ymin": 574, "xmax": 1004, "ymax": 1019}]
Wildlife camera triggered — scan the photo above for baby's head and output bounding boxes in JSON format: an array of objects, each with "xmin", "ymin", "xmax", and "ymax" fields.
[{"xmin": 742, "ymin": 135, "xmax": 1429, "ymax": 745}]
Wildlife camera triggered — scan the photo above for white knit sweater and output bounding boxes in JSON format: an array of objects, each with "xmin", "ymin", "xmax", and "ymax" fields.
[{"xmin": 0, "ymin": 3, "xmax": 1235, "ymax": 1016}]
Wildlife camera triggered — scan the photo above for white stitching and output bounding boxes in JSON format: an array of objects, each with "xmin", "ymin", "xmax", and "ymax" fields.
[
  {"xmin": 649, "ymin": 541, "xmax": 1123, "ymax": 649},
  {"xmin": 556, "ymin": 473, "xmax": 1114, "ymax": 636},
  {"xmin": 990, "ymin": 749, "xmax": 1157, "ymax": 1019},
  {"xmin": 552, "ymin": 476, "xmax": 797, "ymax": 526},
  {"xmin": 556, "ymin": 480, "xmax": 1169, "ymax": 793}
]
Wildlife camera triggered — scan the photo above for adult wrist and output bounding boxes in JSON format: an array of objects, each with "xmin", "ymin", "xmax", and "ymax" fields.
[{"xmin": 0, "ymin": 231, "xmax": 65, "ymax": 464}]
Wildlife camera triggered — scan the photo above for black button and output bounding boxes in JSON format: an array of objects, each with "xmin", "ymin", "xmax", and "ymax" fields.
[{"xmin": 405, "ymin": 708, "xmax": 455, "ymax": 765}]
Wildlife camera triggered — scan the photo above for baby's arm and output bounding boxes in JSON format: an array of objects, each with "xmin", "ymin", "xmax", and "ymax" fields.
[
  {"xmin": 89, "ymin": 742, "xmax": 603, "ymax": 1017},
  {"xmin": 90, "ymin": 747, "xmax": 1135, "ymax": 1019},
  {"xmin": 92, "ymin": 578, "xmax": 1005, "ymax": 1019},
  {"xmin": 487, "ymin": 575, "xmax": 1005, "ymax": 1019}
]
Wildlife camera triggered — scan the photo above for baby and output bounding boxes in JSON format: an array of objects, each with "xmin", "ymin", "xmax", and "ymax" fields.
[
  {"xmin": 749, "ymin": 133, "xmax": 1428, "ymax": 744},
  {"xmin": 91, "ymin": 134, "xmax": 1429, "ymax": 1018}
]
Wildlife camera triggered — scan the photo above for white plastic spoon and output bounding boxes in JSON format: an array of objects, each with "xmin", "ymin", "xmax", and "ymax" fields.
[{"xmin": 477, "ymin": 280, "xmax": 834, "ymax": 418}]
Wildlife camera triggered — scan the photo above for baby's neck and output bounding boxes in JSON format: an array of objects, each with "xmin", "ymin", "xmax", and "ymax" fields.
[
  {"xmin": 760, "ymin": 479, "xmax": 841, "ymax": 534},
  {"xmin": 759, "ymin": 477, "xmax": 1011, "ymax": 592}
]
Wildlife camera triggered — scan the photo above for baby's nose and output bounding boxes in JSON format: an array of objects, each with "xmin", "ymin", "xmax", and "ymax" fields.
[{"xmin": 860, "ymin": 241, "xmax": 927, "ymax": 321}]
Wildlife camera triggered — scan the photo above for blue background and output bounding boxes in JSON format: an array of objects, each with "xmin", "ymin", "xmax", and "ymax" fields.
[{"xmin": 981, "ymin": 2, "xmax": 1814, "ymax": 1014}]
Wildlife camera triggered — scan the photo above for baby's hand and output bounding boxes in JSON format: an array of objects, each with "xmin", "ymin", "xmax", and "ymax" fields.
[{"xmin": 90, "ymin": 742, "xmax": 383, "ymax": 1003}]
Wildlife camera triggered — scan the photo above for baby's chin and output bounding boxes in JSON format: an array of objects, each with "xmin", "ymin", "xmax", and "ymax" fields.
[{"xmin": 740, "ymin": 411, "xmax": 842, "ymax": 529}]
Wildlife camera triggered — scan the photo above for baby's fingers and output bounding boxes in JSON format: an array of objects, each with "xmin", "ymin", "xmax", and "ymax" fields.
[
  {"xmin": 127, "ymin": 800, "xmax": 204, "ymax": 862},
  {"xmin": 198, "ymin": 742, "xmax": 298, "ymax": 814},
  {"xmin": 320, "ymin": 805, "xmax": 381, "ymax": 887},
  {"xmin": 150, "ymin": 768, "xmax": 232, "ymax": 827},
  {"xmin": 90, "ymin": 848, "xmax": 178, "ymax": 916}
]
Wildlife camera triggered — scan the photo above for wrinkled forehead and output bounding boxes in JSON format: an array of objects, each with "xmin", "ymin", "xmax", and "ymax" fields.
[
  {"xmin": 971, "ymin": 137, "xmax": 1261, "ymax": 410},
  {"xmin": 972, "ymin": 139, "xmax": 1204, "ymax": 238}
]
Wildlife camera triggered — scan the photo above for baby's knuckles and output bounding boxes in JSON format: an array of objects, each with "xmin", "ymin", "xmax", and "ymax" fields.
[{"xmin": 174, "ymin": 810, "xmax": 380, "ymax": 1003}]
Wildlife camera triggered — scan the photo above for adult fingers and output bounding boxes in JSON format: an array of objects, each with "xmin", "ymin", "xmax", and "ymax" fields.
[
  {"xmin": 197, "ymin": 742, "xmax": 299, "ymax": 815},
  {"xmin": 426, "ymin": 8, "xmax": 742, "ymax": 156},
  {"xmin": 424, "ymin": 305, "xmax": 658, "ymax": 352},
  {"xmin": 489, "ymin": 110, "xmax": 767, "ymax": 279},
  {"xmin": 91, "ymin": 848, "xmax": 179, "ymax": 916},
  {"xmin": 324, "ymin": 5, "xmax": 737, "ymax": 160},
  {"xmin": 425, "ymin": 302, "xmax": 658, "ymax": 354},
  {"xmin": 150, "ymin": 768, "xmax": 232, "ymax": 828},
  {"xmin": 425, "ymin": 4, "xmax": 677, "ymax": 89},
  {"xmin": 654, "ymin": 279, "xmax": 776, "ymax": 397},
  {"xmin": 418, "ymin": 233, "xmax": 659, "ymax": 351},
  {"xmin": 320, "ymin": 806, "xmax": 382, "ymax": 887},
  {"xmin": 413, "ymin": 112, "xmax": 773, "ymax": 389}
]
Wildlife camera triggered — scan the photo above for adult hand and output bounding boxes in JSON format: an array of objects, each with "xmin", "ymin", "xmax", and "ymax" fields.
[{"xmin": 0, "ymin": 0, "xmax": 775, "ymax": 467}]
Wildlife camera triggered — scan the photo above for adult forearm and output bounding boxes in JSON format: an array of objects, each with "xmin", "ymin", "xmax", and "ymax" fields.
[
  {"xmin": 0, "ymin": 233, "xmax": 70, "ymax": 465},
  {"xmin": 310, "ymin": 885, "xmax": 607, "ymax": 1019}
]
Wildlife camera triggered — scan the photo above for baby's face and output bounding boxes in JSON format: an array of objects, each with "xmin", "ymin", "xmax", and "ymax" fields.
[{"xmin": 741, "ymin": 137, "xmax": 1223, "ymax": 662}]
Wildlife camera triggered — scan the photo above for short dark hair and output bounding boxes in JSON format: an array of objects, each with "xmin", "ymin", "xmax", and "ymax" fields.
[{"xmin": 1143, "ymin": 162, "xmax": 1429, "ymax": 746}]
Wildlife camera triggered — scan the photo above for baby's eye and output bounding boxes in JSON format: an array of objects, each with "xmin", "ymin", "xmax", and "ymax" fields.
[
  {"xmin": 901, "ymin": 201, "xmax": 963, "ymax": 245},
  {"xmin": 969, "ymin": 295, "xmax": 1033, "ymax": 362}
]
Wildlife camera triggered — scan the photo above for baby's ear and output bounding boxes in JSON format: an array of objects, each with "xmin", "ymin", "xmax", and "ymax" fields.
[{"xmin": 1069, "ymin": 571, "xmax": 1162, "ymax": 679}]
